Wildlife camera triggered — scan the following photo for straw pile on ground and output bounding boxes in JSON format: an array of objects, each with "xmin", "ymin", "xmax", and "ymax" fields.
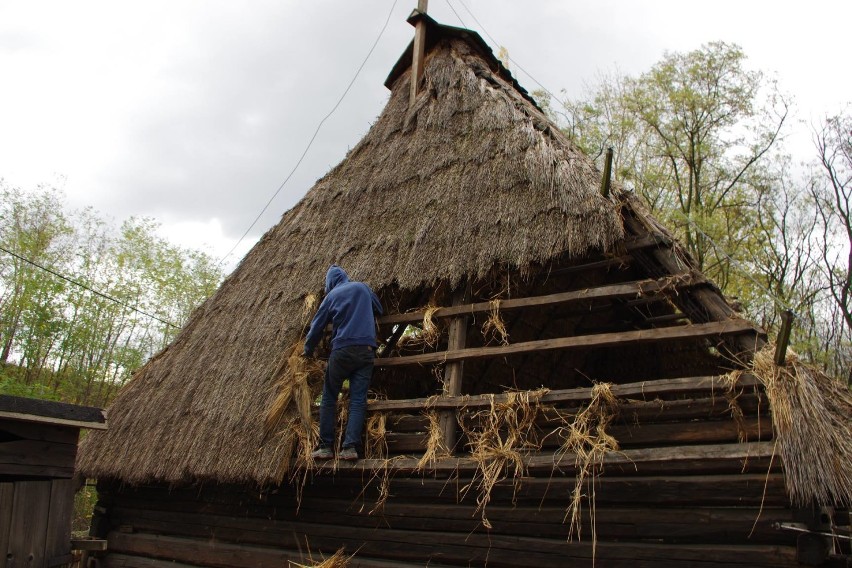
[{"xmin": 737, "ymin": 346, "xmax": 852, "ymax": 507}]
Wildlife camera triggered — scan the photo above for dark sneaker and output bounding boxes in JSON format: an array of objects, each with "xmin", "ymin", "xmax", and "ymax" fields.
[
  {"xmin": 311, "ymin": 447, "xmax": 333, "ymax": 460},
  {"xmin": 339, "ymin": 446, "xmax": 359, "ymax": 461}
]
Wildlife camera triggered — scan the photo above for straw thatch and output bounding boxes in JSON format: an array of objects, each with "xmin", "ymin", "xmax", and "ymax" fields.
[
  {"xmin": 77, "ymin": 28, "xmax": 622, "ymax": 485},
  {"xmin": 739, "ymin": 347, "xmax": 852, "ymax": 507}
]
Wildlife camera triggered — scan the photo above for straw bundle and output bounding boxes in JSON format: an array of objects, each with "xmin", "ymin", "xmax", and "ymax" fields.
[
  {"xmin": 263, "ymin": 340, "xmax": 325, "ymax": 472},
  {"xmin": 417, "ymin": 407, "xmax": 451, "ymax": 470},
  {"xmin": 290, "ymin": 547, "xmax": 351, "ymax": 568},
  {"xmin": 556, "ymin": 383, "xmax": 619, "ymax": 550},
  {"xmin": 482, "ymin": 298, "xmax": 509, "ymax": 345},
  {"xmin": 461, "ymin": 389, "xmax": 548, "ymax": 528},
  {"xmin": 741, "ymin": 346, "xmax": 852, "ymax": 507}
]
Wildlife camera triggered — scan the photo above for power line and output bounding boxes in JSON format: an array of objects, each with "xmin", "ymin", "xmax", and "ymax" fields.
[
  {"xmin": 0, "ymin": 243, "xmax": 178, "ymax": 329},
  {"xmin": 219, "ymin": 0, "xmax": 401, "ymax": 266}
]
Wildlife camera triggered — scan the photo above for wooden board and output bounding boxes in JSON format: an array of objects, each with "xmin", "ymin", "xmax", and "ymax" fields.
[
  {"xmin": 367, "ymin": 374, "xmax": 761, "ymax": 412},
  {"xmin": 44, "ymin": 478, "xmax": 75, "ymax": 563},
  {"xmin": 0, "ymin": 482, "xmax": 13, "ymax": 561},
  {"xmin": 377, "ymin": 320, "xmax": 758, "ymax": 367},
  {"xmin": 105, "ymin": 521, "xmax": 798, "ymax": 568},
  {"xmin": 7, "ymin": 481, "xmax": 52, "ymax": 567},
  {"xmin": 377, "ymin": 276, "xmax": 687, "ymax": 326}
]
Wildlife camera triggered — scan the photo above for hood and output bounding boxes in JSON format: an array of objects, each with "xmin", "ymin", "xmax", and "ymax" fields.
[{"xmin": 325, "ymin": 265, "xmax": 350, "ymax": 293}]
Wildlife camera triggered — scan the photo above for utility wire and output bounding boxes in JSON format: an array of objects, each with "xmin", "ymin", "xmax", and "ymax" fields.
[
  {"xmin": 0, "ymin": 244, "xmax": 178, "ymax": 329},
  {"xmin": 219, "ymin": 0, "xmax": 401, "ymax": 266}
]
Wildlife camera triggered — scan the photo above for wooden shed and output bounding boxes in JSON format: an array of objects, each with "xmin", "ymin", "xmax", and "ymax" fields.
[
  {"xmin": 0, "ymin": 395, "xmax": 105, "ymax": 567},
  {"xmin": 78, "ymin": 13, "xmax": 851, "ymax": 568}
]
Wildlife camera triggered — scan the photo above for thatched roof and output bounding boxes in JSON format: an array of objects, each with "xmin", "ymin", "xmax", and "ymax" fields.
[{"xmin": 78, "ymin": 20, "xmax": 622, "ymax": 485}]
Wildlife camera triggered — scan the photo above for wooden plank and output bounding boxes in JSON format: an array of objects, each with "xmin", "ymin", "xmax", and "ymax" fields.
[
  {"xmin": 8, "ymin": 481, "xmax": 52, "ymax": 567},
  {"xmin": 44, "ymin": 478, "xmax": 75, "ymax": 562},
  {"xmin": 0, "ymin": 395, "xmax": 105, "ymax": 426},
  {"xmin": 103, "ymin": 552, "xmax": 452, "ymax": 568},
  {"xmin": 0, "ymin": 482, "xmax": 13, "ymax": 561},
  {"xmin": 71, "ymin": 538, "xmax": 109, "ymax": 551},
  {"xmin": 312, "ymin": 441, "xmax": 776, "ymax": 475},
  {"xmin": 0, "ymin": 410, "xmax": 105, "ymax": 430},
  {"xmin": 367, "ymin": 373, "xmax": 761, "ymax": 412},
  {"xmin": 378, "ymin": 276, "xmax": 688, "ymax": 327},
  {"xmin": 0, "ymin": 439, "xmax": 78, "ymax": 479},
  {"xmin": 105, "ymin": 520, "xmax": 798, "ymax": 568},
  {"xmin": 382, "ymin": 394, "xmax": 766, "ymax": 433},
  {"xmin": 376, "ymin": 319, "xmax": 758, "ymax": 368},
  {"xmin": 0, "ymin": 420, "xmax": 80, "ymax": 445},
  {"xmin": 441, "ymin": 286, "xmax": 468, "ymax": 451},
  {"xmin": 547, "ymin": 255, "xmax": 632, "ymax": 276}
]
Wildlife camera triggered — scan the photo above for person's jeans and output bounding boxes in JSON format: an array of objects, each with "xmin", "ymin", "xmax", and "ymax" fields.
[{"xmin": 319, "ymin": 345, "xmax": 375, "ymax": 451}]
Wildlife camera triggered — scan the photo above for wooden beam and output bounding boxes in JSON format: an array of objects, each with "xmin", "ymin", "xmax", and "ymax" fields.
[
  {"xmin": 367, "ymin": 373, "xmax": 760, "ymax": 412},
  {"xmin": 440, "ymin": 285, "xmax": 468, "ymax": 452},
  {"xmin": 600, "ymin": 147, "xmax": 614, "ymax": 197},
  {"xmin": 315, "ymin": 441, "xmax": 777, "ymax": 475},
  {"xmin": 377, "ymin": 276, "xmax": 692, "ymax": 327},
  {"xmin": 376, "ymin": 319, "xmax": 758, "ymax": 368},
  {"xmin": 409, "ymin": 1, "xmax": 428, "ymax": 107},
  {"xmin": 774, "ymin": 309, "xmax": 794, "ymax": 366}
]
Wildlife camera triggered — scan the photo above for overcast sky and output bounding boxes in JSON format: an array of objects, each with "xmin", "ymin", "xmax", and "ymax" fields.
[{"xmin": 1, "ymin": 1, "xmax": 850, "ymax": 271}]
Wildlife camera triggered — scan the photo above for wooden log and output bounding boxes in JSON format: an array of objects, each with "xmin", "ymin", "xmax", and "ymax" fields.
[
  {"xmin": 383, "ymin": 415, "xmax": 771, "ymax": 455},
  {"xmin": 98, "ymin": 470, "xmax": 790, "ymax": 515},
  {"xmin": 440, "ymin": 286, "xmax": 468, "ymax": 451},
  {"xmin": 105, "ymin": 521, "xmax": 799, "ymax": 568},
  {"xmin": 381, "ymin": 393, "xmax": 767, "ymax": 433},
  {"xmin": 367, "ymin": 373, "xmax": 761, "ymax": 412},
  {"xmin": 110, "ymin": 499, "xmax": 795, "ymax": 546},
  {"xmin": 378, "ymin": 276, "xmax": 688, "ymax": 327},
  {"xmin": 312, "ymin": 441, "xmax": 777, "ymax": 475},
  {"xmin": 376, "ymin": 320, "xmax": 758, "ymax": 368}
]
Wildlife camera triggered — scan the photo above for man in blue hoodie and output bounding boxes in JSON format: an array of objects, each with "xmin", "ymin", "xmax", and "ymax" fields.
[{"xmin": 304, "ymin": 265, "xmax": 383, "ymax": 460}]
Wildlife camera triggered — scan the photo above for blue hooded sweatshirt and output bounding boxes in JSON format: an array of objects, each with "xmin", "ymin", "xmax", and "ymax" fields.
[{"xmin": 303, "ymin": 265, "xmax": 383, "ymax": 356}]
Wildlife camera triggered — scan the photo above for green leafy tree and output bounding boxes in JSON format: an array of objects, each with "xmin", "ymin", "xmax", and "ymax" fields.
[{"xmin": 561, "ymin": 42, "xmax": 788, "ymax": 293}]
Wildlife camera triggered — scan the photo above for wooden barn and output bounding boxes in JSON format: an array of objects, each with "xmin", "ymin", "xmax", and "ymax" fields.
[
  {"xmin": 78, "ymin": 12, "xmax": 852, "ymax": 568},
  {"xmin": 0, "ymin": 395, "xmax": 105, "ymax": 567}
]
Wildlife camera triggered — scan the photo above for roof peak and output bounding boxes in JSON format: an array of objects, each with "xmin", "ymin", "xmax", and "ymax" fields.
[{"xmin": 384, "ymin": 12, "xmax": 541, "ymax": 111}]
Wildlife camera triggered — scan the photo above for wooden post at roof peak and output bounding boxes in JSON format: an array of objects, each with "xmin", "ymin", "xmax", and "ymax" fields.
[{"xmin": 409, "ymin": 0, "xmax": 429, "ymax": 107}]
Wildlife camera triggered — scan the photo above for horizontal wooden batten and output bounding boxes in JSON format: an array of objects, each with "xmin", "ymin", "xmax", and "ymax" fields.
[
  {"xmin": 108, "ymin": 500, "xmax": 794, "ymax": 547},
  {"xmin": 385, "ymin": 394, "xmax": 767, "ymax": 433},
  {"xmin": 311, "ymin": 441, "xmax": 776, "ymax": 475},
  {"xmin": 380, "ymin": 415, "xmax": 772, "ymax": 455},
  {"xmin": 367, "ymin": 373, "xmax": 761, "ymax": 412},
  {"xmin": 376, "ymin": 320, "xmax": 757, "ymax": 368},
  {"xmin": 377, "ymin": 276, "xmax": 691, "ymax": 327},
  {"xmin": 105, "ymin": 517, "xmax": 798, "ymax": 568}
]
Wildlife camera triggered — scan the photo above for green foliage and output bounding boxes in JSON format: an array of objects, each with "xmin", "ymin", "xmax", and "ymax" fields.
[
  {"xmin": 0, "ymin": 182, "xmax": 224, "ymax": 406},
  {"xmin": 559, "ymin": 43, "xmax": 849, "ymax": 383}
]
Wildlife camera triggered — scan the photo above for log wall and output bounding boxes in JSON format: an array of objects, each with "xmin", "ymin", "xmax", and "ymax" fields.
[{"xmin": 88, "ymin": 375, "xmax": 851, "ymax": 567}]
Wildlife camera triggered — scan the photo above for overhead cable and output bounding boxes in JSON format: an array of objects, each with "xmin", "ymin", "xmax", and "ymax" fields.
[
  {"xmin": 219, "ymin": 0, "xmax": 401, "ymax": 266},
  {"xmin": 0, "ymin": 243, "xmax": 178, "ymax": 329}
]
